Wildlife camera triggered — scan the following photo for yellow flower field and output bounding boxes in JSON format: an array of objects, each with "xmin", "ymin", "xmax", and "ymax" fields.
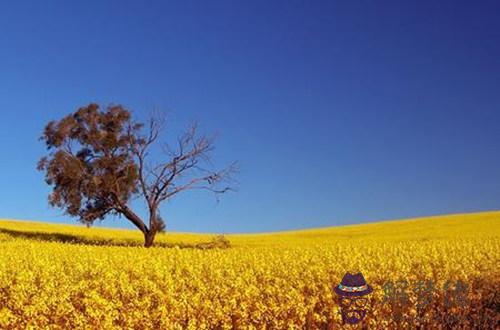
[{"xmin": 0, "ymin": 211, "xmax": 498, "ymax": 329}]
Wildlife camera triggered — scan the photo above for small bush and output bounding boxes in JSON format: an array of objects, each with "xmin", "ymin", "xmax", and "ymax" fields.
[{"xmin": 196, "ymin": 235, "xmax": 231, "ymax": 249}]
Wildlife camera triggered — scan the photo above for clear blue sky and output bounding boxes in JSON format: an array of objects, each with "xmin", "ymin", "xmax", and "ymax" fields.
[{"xmin": 0, "ymin": 1, "xmax": 499, "ymax": 233}]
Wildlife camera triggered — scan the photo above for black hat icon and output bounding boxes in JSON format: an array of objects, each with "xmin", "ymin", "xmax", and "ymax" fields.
[{"xmin": 334, "ymin": 272, "xmax": 373, "ymax": 297}]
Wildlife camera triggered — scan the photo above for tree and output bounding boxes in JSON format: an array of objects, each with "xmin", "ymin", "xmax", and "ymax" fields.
[{"xmin": 37, "ymin": 103, "xmax": 236, "ymax": 247}]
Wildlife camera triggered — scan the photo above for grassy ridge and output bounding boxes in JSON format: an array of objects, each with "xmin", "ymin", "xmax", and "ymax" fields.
[{"xmin": 0, "ymin": 210, "xmax": 498, "ymax": 247}]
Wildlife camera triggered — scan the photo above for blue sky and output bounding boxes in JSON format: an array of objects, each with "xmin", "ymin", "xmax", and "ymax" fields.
[{"xmin": 0, "ymin": 1, "xmax": 499, "ymax": 233}]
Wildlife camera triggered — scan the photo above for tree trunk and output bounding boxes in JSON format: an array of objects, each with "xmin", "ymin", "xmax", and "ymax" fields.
[
  {"xmin": 144, "ymin": 230, "xmax": 156, "ymax": 248},
  {"xmin": 144, "ymin": 208, "xmax": 159, "ymax": 248}
]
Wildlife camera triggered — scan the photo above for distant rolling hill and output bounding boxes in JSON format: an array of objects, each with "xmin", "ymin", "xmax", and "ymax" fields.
[{"xmin": 0, "ymin": 210, "xmax": 498, "ymax": 247}]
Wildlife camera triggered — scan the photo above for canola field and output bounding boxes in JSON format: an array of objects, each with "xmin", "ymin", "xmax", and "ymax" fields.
[{"xmin": 0, "ymin": 211, "xmax": 498, "ymax": 329}]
